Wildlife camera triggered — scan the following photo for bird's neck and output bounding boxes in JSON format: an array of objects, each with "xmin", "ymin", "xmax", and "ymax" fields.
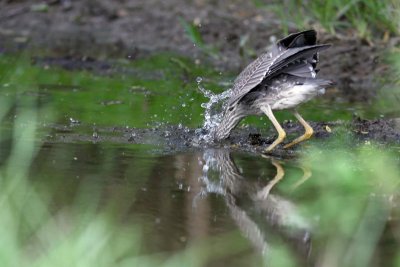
[{"xmin": 213, "ymin": 111, "xmax": 245, "ymax": 141}]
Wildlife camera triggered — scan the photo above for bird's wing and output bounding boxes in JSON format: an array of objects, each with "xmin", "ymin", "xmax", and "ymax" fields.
[
  {"xmin": 267, "ymin": 44, "xmax": 330, "ymax": 76},
  {"xmin": 283, "ymin": 53, "xmax": 319, "ymax": 78},
  {"xmin": 229, "ymin": 52, "xmax": 274, "ymax": 105},
  {"xmin": 227, "ymin": 44, "xmax": 330, "ymax": 106}
]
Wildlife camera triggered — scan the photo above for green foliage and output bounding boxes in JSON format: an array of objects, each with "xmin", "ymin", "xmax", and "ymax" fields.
[
  {"xmin": 262, "ymin": 134, "xmax": 400, "ymax": 266},
  {"xmin": 296, "ymin": 143, "xmax": 399, "ymax": 266},
  {"xmin": 256, "ymin": 0, "xmax": 399, "ymax": 39}
]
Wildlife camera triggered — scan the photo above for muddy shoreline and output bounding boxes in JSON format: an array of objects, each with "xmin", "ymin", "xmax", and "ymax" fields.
[{"xmin": 43, "ymin": 117, "xmax": 400, "ymax": 158}]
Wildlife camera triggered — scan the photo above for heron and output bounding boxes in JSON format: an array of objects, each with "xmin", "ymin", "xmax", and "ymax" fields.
[{"xmin": 213, "ymin": 30, "xmax": 333, "ymax": 152}]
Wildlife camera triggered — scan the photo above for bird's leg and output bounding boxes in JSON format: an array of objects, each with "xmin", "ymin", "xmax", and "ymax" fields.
[
  {"xmin": 260, "ymin": 105, "xmax": 286, "ymax": 152},
  {"xmin": 284, "ymin": 111, "xmax": 314, "ymax": 149}
]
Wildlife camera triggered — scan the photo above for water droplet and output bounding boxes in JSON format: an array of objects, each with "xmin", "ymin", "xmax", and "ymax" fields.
[
  {"xmin": 69, "ymin": 117, "xmax": 80, "ymax": 125},
  {"xmin": 203, "ymin": 164, "xmax": 209, "ymax": 172}
]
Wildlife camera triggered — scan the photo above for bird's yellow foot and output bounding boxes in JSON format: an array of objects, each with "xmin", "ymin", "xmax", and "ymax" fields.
[
  {"xmin": 284, "ymin": 111, "xmax": 313, "ymax": 149},
  {"xmin": 283, "ymin": 128, "xmax": 313, "ymax": 149},
  {"xmin": 264, "ymin": 131, "xmax": 286, "ymax": 153}
]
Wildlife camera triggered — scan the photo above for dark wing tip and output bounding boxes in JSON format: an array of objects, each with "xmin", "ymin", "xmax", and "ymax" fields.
[{"xmin": 279, "ymin": 30, "xmax": 317, "ymax": 48}]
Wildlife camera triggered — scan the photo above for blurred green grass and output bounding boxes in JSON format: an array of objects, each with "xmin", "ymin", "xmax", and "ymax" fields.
[
  {"xmin": 253, "ymin": 0, "xmax": 399, "ymax": 39},
  {"xmin": 294, "ymin": 143, "xmax": 399, "ymax": 267}
]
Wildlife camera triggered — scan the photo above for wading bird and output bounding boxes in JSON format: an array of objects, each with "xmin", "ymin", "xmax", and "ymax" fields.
[{"xmin": 213, "ymin": 30, "xmax": 333, "ymax": 152}]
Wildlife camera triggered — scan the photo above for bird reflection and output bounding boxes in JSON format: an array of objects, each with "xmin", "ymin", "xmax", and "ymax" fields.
[{"xmin": 198, "ymin": 149, "xmax": 313, "ymax": 264}]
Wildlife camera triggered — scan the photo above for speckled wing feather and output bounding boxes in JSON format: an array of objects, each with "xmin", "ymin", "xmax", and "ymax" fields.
[
  {"xmin": 228, "ymin": 52, "xmax": 274, "ymax": 105},
  {"xmin": 227, "ymin": 44, "xmax": 329, "ymax": 106},
  {"xmin": 226, "ymin": 30, "xmax": 317, "ymax": 107},
  {"xmin": 267, "ymin": 44, "xmax": 330, "ymax": 76}
]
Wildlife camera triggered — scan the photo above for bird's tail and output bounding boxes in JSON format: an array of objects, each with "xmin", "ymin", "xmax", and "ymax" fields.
[
  {"xmin": 308, "ymin": 79, "xmax": 335, "ymax": 87},
  {"xmin": 278, "ymin": 29, "xmax": 317, "ymax": 48},
  {"xmin": 305, "ymin": 78, "xmax": 335, "ymax": 95}
]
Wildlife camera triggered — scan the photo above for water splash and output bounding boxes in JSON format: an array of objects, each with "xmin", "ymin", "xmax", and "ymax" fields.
[{"xmin": 195, "ymin": 77, "xmax": 231, "ymax": 143}]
